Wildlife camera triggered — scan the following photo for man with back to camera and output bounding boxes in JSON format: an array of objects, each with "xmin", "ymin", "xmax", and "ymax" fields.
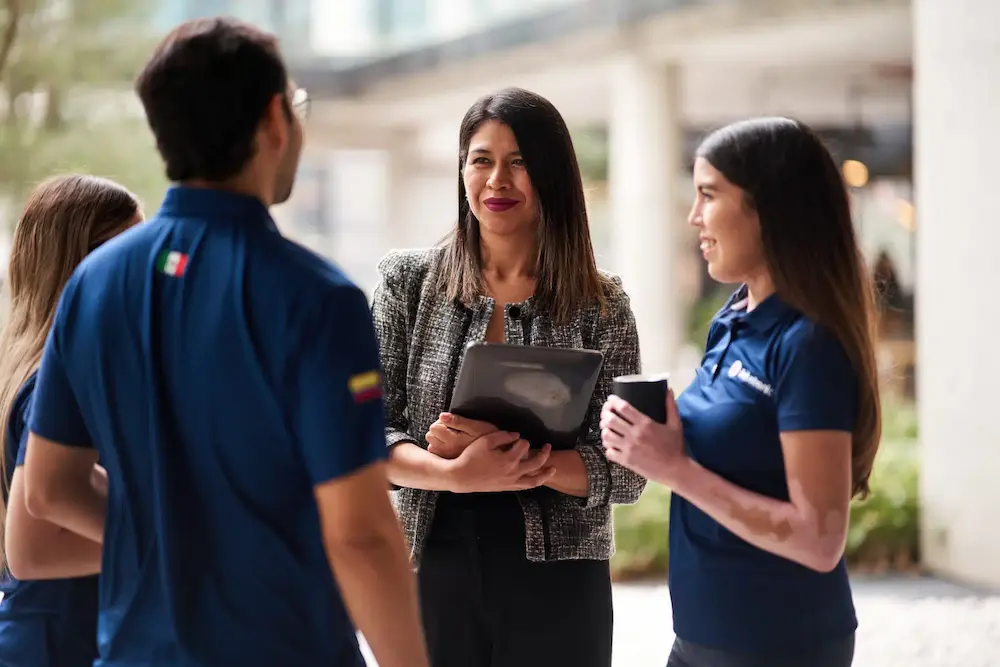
[{"xmin": 18, "ymin": 17, "xmax": 429, "ymax": 667}]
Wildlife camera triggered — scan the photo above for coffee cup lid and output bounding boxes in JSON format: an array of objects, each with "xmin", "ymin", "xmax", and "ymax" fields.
[{"xmin": 614, "ymin": 372, "xmax": 670, "ymax": 383}]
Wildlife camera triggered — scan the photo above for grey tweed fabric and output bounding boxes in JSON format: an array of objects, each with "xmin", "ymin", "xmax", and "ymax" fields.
[{"xmin": 371, "ymin": 247, "xmax": 647, "ymax": 567}]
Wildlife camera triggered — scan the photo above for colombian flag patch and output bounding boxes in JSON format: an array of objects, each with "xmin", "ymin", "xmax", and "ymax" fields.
[{"xmin": 349, "ymin": 371, "xmax": 382, "ymax": 404}]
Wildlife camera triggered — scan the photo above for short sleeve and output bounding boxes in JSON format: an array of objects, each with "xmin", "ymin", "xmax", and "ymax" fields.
[
  {"xmin": 14, "ymin": 400, "xmax": 32, "ymax": 468},
  {"xmin": 291, "ymin": 285, "xmax": 388, "ymax": 485},
  {"xmin": 773, "ymin": 322, "xmax": 858, "ymax": 433},
  {"xmin": 28, "ymin": 289, "xmax": 92, "ymax": 449},
  {"xmin": 5, "ymin": 380, "xmax": 35, "ymax": 478}
]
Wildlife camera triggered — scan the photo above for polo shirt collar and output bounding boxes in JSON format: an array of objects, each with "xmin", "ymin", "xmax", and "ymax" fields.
[
  {"xmin": 158, "ymin": 185, "xmax": 275, "ymax": 228},
  {"xmin": 720, "ymin": 285, "xmax": 792, "ymax": 333}
]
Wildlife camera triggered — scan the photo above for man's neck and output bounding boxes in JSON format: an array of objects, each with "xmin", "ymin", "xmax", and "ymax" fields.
[{"xmin": 180, "ymin": 177, "xmax": 272, "ymax": 208}]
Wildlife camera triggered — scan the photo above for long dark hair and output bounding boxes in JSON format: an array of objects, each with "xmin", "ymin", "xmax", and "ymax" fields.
[
  {"xmin": 0, "ymin": 174, "xmax": 139, "ymax": 570},
  {"xmin": 697, "ymin": 117, "xmax": 881, "ymax": 498},
  {"xmin": 436, "ymin": 87, "xmax": 608, "ymax": 323}
]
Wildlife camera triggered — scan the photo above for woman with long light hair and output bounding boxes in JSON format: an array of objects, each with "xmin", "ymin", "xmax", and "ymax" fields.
[{"xmin": 0, "ymin": 174, "xmax": 141, "ymax": 667}]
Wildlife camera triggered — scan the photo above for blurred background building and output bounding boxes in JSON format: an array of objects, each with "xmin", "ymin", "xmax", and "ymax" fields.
[
  {"xmin": 0, "ymin": 0, "xmax": 994, "ymax": 596},
  {"xmin": 283, "ymin": 0, "xmax": 991, "ymax": 589}
]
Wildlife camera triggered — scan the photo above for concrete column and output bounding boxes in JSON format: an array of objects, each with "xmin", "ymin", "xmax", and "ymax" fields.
[
  {"xmin": 608, "ymin": 55, "xmax": 685, "ymax": 376},
  {"xmin": 915, "ymin": 0, "xmax": 1000, "ymax": 587},
  {"xmin": 326, "ymin": 147, "xmax": 394, "ymax": 293},
  {"xmin": 384, "ymin": 129, "xmax": 456, "ymax": 250}
]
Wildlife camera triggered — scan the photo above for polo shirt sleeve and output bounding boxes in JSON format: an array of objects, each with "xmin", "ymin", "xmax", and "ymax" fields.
[
  {"xmin": 14, "ymin": 392, "xmax": 34, "ymax": 467},
  {"xmin": 291, "ymin": 285, "xmax": 388, "ymax": 485},
  {"xmin": 28, "ymin": 286, "xmax": 92, "ymax": 449},
  {"xmin": 773, "ymin": 321, "xmax": 858, "ymax": 433}
]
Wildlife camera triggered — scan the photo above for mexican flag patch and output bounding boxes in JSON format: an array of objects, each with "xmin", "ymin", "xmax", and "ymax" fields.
[{"xmin": 157, "ymin": 250, "xmax": 189, "ymax": 277}]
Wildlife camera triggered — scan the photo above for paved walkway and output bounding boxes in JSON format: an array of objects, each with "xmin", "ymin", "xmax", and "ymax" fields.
[
  {"xmin": 612, "ymin": 576, "xmax": 1000, "ymax": 667},
  {"xmin": 361, "ymin": 575, "xmax": 1000, "ymax": 666}
]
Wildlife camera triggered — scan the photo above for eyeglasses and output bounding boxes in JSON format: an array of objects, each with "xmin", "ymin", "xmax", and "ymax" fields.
[{"xmin": 291, "ymin": 87, "xmax": 310, "ymax": 121}]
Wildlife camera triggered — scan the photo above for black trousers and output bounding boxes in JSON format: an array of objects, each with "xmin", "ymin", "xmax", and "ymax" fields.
[
  {"xmin": 666, "ymin": 634, "xmax": 855, "ymax": 667},
  {"xmin": 417, "ymin": 494, "xmax": 613, "ymax": 667}
]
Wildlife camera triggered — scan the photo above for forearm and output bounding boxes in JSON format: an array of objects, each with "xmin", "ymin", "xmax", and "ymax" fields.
[
  {"xmin": 27, "ymin": 474, "xmax": 106, "ymax": 544},
  {"xmin": 668, "ymin": 458, "xmax": 847, "ymax": 572},
  {"xmin": 386, "ymin": 442, "xmax": 456, "ymax": 492},
  {"xmin": 328, "ymin": 528, "xmax": 429, "ymax": 667},
  {"xmin": 9, "ymin": 528, "xmax": 102, "ymax": 580},
  {"xmin": 543, "ymin": 450, "xmax": 588, "ymax": 498},
  {"xmin": 7, "ymin": 467, "xmax": 104, "ymax": 580}
]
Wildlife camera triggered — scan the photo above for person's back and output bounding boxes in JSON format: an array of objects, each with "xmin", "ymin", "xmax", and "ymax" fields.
[
  {"xmin": 46, "ymin": 188, "xmax": 370, "ymax": 663},
  {"xmin": 19, "ymin": 17, "xmax": 429, "ymax": 667}
]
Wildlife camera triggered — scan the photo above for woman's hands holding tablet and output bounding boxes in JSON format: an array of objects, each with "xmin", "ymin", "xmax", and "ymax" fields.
[
  {"xmin": 425, "ymin": 413, "xmax": 497, "ymax": 459},
  {"xmin": 427, "ymin": 413, "xmax": 557, "ymax": 492},
  {"xmin": 448, "ymin": 434, "xmax": 555, "ymax": 494}
]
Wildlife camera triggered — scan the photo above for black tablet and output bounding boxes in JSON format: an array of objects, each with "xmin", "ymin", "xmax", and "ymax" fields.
[{"xmin": 448, "ymin": 342, "xmax": 604, "ymax": 450}]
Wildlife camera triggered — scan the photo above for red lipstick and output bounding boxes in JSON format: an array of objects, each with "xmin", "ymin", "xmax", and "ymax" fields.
[{"xmin": 484, "ymin": 197, "xmax": 518, "ymax": 212}]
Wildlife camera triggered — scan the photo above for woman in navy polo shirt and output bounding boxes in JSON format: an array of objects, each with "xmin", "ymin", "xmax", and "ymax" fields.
[
  {"xmin": 601, "ymin": 118, "xmax": 881, "ymax": 667},
  {"xmin": 0, "ymin": 174, "xmax": 142, "ymax": 667}
]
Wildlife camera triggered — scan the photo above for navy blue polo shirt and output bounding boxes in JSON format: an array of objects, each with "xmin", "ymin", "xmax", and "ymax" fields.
[
  {"xmin": 671, "ymin": 286, "xmax": 858, "ymax": 653},
  {"xmin": 0, "ymin": 372, "xmax": 99, "ymax": 667},
  {"xmin": 28, "ymin": 186, "xmax": 386, "ymax": 666}
]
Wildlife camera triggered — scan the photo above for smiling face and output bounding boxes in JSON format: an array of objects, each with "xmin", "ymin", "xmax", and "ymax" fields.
[
  {"xmin": 462, "ymin": 120, "xmax": 538, "ymax": 239},
  {"xmin": 688, "ymin": 157, "xmax": 768, "ymax": 285}
]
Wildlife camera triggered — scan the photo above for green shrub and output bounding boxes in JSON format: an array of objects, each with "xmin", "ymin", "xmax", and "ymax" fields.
[
  {"xmin": 882, "ymin": 396, "xmax": 918, "ymax": 441},
  {"xmin": 610, "ymin": 435, "xmax": 920, "ymax": 580},
  {"xmin": 846, "ymin": 438, "xmax": 920, "ymax": 569},
  {"xmin": 611, "ymin": 483, "xmax": 671, "ymax": 581}
]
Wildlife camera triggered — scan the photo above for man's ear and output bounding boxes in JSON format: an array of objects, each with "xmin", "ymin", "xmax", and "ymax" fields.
[{"xmin": 260, "ymin": 92, "xmax": 289, "ymax": 153}]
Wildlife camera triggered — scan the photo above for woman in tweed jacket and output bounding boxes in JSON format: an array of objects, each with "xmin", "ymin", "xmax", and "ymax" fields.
[{"xmin": 371, "ymin": 87, "xmax": 646, "ymax": 667}]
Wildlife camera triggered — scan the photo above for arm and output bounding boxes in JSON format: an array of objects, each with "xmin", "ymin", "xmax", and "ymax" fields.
[
  {"xmin": 678, "ymin": 325, "xmax": 858, "ymax": 571},
  {"xmin": 296, "ymin": 286, "xmax": 428, "ymax": 667},
  {"xmin": 543, "ymin": 450, "xmax": 589, "ymax": 498},
  {"xmin": 603, "ymin": 323, "xmax": 857, "ymax": 572},
  {"xmin": 385, "ymin": 441, "xmax": 457, "ymax": 491},
  {"xmin": 22, "ymin": 303, "xmax": 106, "ymax": 544},
  {"xmin": 549, "ymin": 280, "xmax": 647, "ymax": 507},
  {"xmin": 22, "ymin": 435, "xmax": 105, "ymax": 543},
  {"xmin": 370, "ymin": 254, "xmax": 421, "ymax": 461},
  {"xmin": 7, "ymin": 463, "xmax": 104, "ymax": 580},
  {"xmin": 369, "ymin": 264, "xmax": 449, "ymax": 490},
  {"xmin": 669, "ymin": 431, "xmax": 851, "ymax": 572},
  {"xmin": 316, "ymin": 461, "xmax": 428, "ymax": 667}
]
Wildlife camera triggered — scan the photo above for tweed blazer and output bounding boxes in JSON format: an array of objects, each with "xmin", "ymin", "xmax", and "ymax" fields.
[{"xmin": 371, "ymin": 247, "xmax": 647, "ymax": 566}]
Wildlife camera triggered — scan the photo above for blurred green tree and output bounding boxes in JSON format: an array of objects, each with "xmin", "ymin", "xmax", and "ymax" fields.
[{"xmin": 0, "ymin": 0, "xmax": 167, "ymax": 222}]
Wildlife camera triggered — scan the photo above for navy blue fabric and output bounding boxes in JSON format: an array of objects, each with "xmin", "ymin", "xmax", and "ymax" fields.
[
  {"xmin": 28, "ymin": 186, "xmax": 386, "ymax": 667},
  {"xmin": 0, "ymin": 372, "xmax": 99, "ymax": 667},
  {"xmin": 670, "ymin": 287, "xmax": 859, "ymax": 653}
]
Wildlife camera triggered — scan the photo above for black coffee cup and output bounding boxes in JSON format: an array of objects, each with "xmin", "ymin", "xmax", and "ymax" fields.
[{"xmin": 612, "ymin": 374, "xmax": 669, "ymax": 424}]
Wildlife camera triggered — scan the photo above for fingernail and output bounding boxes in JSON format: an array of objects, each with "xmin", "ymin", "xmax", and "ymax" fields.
[{"xmin": 440, "ymin": 413, "xmax": 452, "ymax": 422}]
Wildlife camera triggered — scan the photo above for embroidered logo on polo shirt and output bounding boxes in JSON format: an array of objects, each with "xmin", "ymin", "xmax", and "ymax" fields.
[
  {"xmin": 157, "ymin": 250, "xmax": 189, "ymax": 277},
  {"xmin": 727, "ymin": 360, "xmax": 773, "ymax": 396},
  {"xmin": 349, "ymin": 370, "xmax": 383, "ymax": 404}
]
